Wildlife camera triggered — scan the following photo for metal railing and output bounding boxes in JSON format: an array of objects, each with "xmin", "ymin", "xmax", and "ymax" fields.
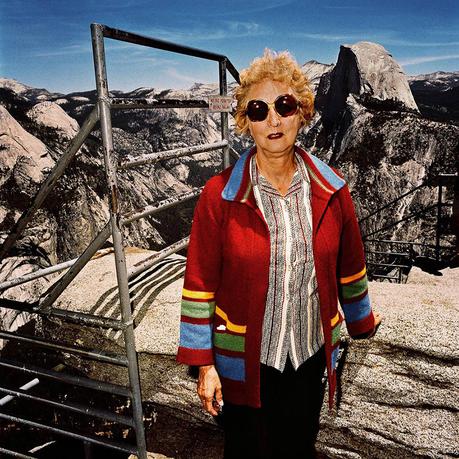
[
  {"xmin": 0, "ymin": 23, "xmax": 240, "ymax": 458},
  {"xmin": 360, "ymin": 174, "xmax": 457, "ymax": 282}
]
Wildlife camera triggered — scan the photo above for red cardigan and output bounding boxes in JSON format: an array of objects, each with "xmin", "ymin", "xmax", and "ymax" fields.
[{"xmin": 177, "ymin": 146, "xmax": 375, "ymax": 408}]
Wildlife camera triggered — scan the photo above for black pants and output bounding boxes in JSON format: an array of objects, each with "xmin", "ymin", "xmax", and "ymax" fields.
[{"xmin": 223, "ymin": 347, "xmax": 326, "ymax": 459}]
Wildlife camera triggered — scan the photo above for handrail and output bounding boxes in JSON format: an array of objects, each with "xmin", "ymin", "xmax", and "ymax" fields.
[
  {"xmin": 359, "ymin": 181, "xmax": 428, "ymax": 223},
  {"xmin": 361, "ymin": 173, "xmax": 456, "ymax": 281},
  {"xmin": 362, "ymin": 204, "xmax": 437, "ymax": 238},
  {"xmin": 360, "ymin": 173, "xmax": 455, "ymax": 223}
]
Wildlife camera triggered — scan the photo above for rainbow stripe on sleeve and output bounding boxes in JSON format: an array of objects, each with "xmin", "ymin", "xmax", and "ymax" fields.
[
  {"xmin": 178, "ymin": 289, "xmax": 216, "ymax": 358},
  {"xmin": 338, "ymin": 267, "xmax": 371, "ymax": 325}
]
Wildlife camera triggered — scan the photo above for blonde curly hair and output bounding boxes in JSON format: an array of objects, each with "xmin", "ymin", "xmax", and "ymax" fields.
[{"xmin": 234, "ymin": 49, "xmax": 315, "ymax": 136}]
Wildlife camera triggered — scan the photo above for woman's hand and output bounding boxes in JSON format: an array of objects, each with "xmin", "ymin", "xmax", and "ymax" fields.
[
  {"xmin": 352, "ymin": 312, "xmax": 383, "ymax": 339},
  {"xmin": 367, "ymin": 312, "xmax": 383, "ymax": 338},
  {"xmin": 197, "ymin": 364, "xmax": 223, "ymax": 416},
  {"xmin": 374, "ymin": 312, "xmax": 382, "ymax": 329}
]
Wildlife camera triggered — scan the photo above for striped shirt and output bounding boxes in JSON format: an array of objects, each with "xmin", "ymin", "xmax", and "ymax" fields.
[{"xmin": 250, "ymin": 153, "xmax": 324, "ymax": 371}]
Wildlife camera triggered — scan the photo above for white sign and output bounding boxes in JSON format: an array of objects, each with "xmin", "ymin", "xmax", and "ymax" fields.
[{"xmin": 208, "ymin": 95, "xmax": 233, "ymax": 112}]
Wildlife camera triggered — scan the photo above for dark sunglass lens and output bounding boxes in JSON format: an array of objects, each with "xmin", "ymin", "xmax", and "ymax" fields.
[
  {"xmin": 247, "ymin": 100, "xmax": 268, "ymax": 121},
  {"xmin": 275, "ymin": 95, "xmax": 298, "ymax": 117}
]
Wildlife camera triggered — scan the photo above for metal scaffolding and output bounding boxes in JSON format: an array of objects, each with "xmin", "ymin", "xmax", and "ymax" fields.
[{"xmin": 0, "ymin": 23, "xmax": 240, "ymax": 458}]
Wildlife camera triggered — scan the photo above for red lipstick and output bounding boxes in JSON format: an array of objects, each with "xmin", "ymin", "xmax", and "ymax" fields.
[{"xmin": 267, "ymin": 133, "xmax": 283, "ymax": 139}]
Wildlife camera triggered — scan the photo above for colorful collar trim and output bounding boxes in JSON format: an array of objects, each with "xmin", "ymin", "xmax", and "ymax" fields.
[{"xmin": 222, "ymin": 145, "xmax": 345, "ymax": 202}]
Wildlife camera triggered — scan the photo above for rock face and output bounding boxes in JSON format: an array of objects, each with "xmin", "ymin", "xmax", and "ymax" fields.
[
  {"xmin": 316, "ymin": 41, "xmax": 419, "ymax": 130},
  {"xmin": 317, "ymin": 267, "xmax": 459, "ymax": 458},
  {"xmin": 0, "ymin": 105, "xmax": 54, "ymax": 189},
  {"xmin": 300, "ymin": 42, "xmax": 458, "ymax": 250},
  {"xmin": 27, "ymin": 101, "xmax": 79, "ymax": 139}
]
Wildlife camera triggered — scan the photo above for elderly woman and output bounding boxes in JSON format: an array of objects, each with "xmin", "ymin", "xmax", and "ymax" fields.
[{"xmin": 177, "ymin": 50, "xmax": 381, "ymax": 458}]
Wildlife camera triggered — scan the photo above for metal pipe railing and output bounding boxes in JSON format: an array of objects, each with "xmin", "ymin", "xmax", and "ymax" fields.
[
  {"xmin": 119, "ymin": 141, "xmax": 228, "ymax": 169},
  {"xmin": 110, "ymin": 97, "xmax": 209, "ymax": 110},
  {"xmin": 39, "ymin": 223, "xmax": 112, "ymax": 310},
  {"xmin": 0, "ymin": 330, "xmax": 128, "ymax": 366},
  {"xmin": 127, "ymin": 236, "xmax": 189, "ymax": 280},
  {"xmin": 364, "ymin": 238, "xmax": 454, "ymax": 249},
  {"xmin": 362, "ymin": 204, "xmax": 437, "ymax": 238},
  {"xmin": 0, "ymin": 413, "xmax": 138, "ymax": 455},
  {"xmin": 360, "ymin": 173, "xmax": 456, "ymax": 223},
  {"xmin": 0, "ymin": 358, "xmax": 131, "ymax": 396},
  {"xmin": 0, "ymin": 447, "xmax": 35, "ymax": 459},
  {"xmin": 91, "ymin": 22, "xmax": 148, "ymax": 459},
  {"xmin": 122, "ymin": 188, "xmax": 203, "ymax": 225},
  {"xmin": 219, "ymin": 59, "xmax": 230, "ymax": 169},
  {"xmin": 1, "ymin": 22, "xmax": 242, "ymax": 457},
  {"xmin": 0, "ymin": 386, "xmax": 134, "ymax": 427},
  {"xmin": 99, "ymin": 24, "xmax": 240, "ymax": 83},
  {"xmin": 0, "ymin": 248, "xmax": 114, "ymax": 292},
  {"xmin": 0, "ymin": 298, "xmax": 126, "ymax": 330}
]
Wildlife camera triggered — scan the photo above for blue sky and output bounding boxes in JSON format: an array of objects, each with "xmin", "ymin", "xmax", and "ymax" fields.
[{"xmin": 1, "ymin": 0, "xmax": 458, "ymax": 94}]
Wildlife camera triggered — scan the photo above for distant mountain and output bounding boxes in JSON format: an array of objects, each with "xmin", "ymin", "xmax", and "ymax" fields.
[{"xmin": 408, "ymin": 71, "xmax": 459, "ymax": 123}]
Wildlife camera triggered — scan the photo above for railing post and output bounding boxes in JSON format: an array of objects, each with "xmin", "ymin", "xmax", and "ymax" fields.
[
  {"xmin": 436, "ymin": 176, "xmax": 443, "ymax": 263},
  {"xmin": 91, "ymin": 23, "xmax": 147, "ymax": 459},
  {"xmin": 219, "ymin": 59, "xmax": 230, "ymax": 169}
]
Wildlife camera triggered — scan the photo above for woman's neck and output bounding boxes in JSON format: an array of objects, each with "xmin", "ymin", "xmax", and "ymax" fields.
[{"xmin": 255, "ymin": 148, "xmax": 296, "ymax": 196}]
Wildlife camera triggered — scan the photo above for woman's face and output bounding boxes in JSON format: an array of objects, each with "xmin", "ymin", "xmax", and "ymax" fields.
[{"xmin": 246, "ymin": 79, "xmax": 301, "ymax": 159}]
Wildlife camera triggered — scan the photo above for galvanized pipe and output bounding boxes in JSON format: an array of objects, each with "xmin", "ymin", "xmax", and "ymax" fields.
[
  {"xmin": 122, "ymin": 188, "xmax": 202, "ymax": 225},
  {"xmin": 39, "ymin": 222, "xmax": 111, "ymax": 310},
  {"xmin": 0, "ymin": 298, "xmax": 126, "ymax": 330},
  {"xmin": 364, "ymin": 238, "xmax": 452, "ymax": 248},
  {"xmin": 219, "ymin": 59, "xmax": 230, "ymax": 169},
  {"xmin": 0, "ymin": 259, "xmax": 77, "ymax": 292},
  {"xmin": 119, "ymin": 141, "xmax": 227, "ymax": 169},
  {"xmin": 366, "ymin": 262, "xmax": 410, "ymax": 269},
  {"xmin": 0, "ymin": 378, "xmax": 40, "ymax": 406},
  {"xmin": 362, "ymin": 204, "xmax": 437, "ymax": 238},
  {"xmin": 98, "ymin": 23, "xmax": 240, "ymax": 83},
  {"xmin": 230, "ymin": 146, "xmax": 241, "ymax": 160},
  {"xmin": 0, "ymin": 107, "xmax": 99, "ymax": 260},
  {"xmin": 435, "ymin": 176, "xmax": 443, "ymax": 262},
  {"xmin": 0, "ymin": 413, "xmax": 138, "ymax": 455},
  {"xmin": 0, "ymin": 386, "xmax": 134, "ymax": 426},
  {"xmin": 0, "ymin": 358, "xmax": 131, "ymax": 396},
  {"xmin": 91, "ymin": 22, "xmax": 147, "ymax": 459},
  {"xmin": 111, "ymin": 97, "xmax": 209, "ymax": 110},
  {"xmin": 128, "ymin": 236, "xmax": 189, "ymax": 280},
  {"xmin": 0, "ymin": 330, "xmax": 128, "ymax": 366},
  {"xmin": 0, "ymin": 447, "xmax": 35, "ymax": 459},
  {"xmin": 0, "ymin": 247, "xmax": 113, "ymax": 292}
]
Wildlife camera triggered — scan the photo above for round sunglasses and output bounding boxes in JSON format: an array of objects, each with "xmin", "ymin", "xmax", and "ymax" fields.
[{"xmin": 245, "ymin": 94, "xmax": 300, "ymax": 122}]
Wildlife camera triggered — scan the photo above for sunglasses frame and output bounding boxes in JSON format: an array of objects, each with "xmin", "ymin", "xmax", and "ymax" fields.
[{"xmin": 245, "ymin": 93, "xmax": 300, "ymax": 122}]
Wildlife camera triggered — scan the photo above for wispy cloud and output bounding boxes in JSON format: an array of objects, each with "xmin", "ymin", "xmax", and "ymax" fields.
[
  {"xmin": 163, "ymin": 67, "xmax": 212, "ymax": 86},
  {"xmin": 321, "ymin": 5, "xmax": 363, "ymax": 9},
  {"xmin": 34, "ymin": 43, "xmax": 91, "ymax": 57},
  {"xmin": 292, "ymin": 32, "xmax": 367, "ymax": 42},
  {"xmin": 33, "ymin": 41, "xmax": 154, "ymax": 58},
  {"xmin": 180, "ymin": 1, "xmax": 294, "ymax": 17},
  {"xmin": 381, "ymin": 38, "xmax": 459, "ymax": 47},
  {"xmin": 399, "ymin": 54, "xmax": 459, "ymax": 65},
  {"xmin": 141, "ymin": 20, "xmax": 268, "ymax": 43},
  {"xmin": 292, "ymin": 31, "xmax": 459, "ymax": 48}
]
